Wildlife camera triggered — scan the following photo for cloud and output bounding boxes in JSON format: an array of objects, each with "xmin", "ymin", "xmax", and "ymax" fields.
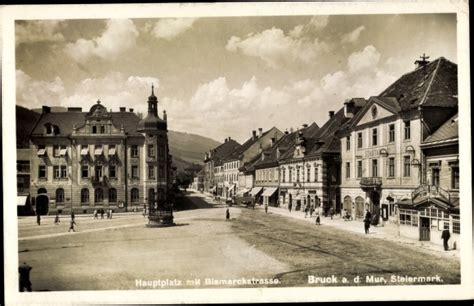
[
  {"xmin": 307, "ymin": 16, "xmax": 329, "ymax": 31},
  {"xmin": 347, "ymin": 45, "xmax": 381, "ymax": 73},
  {"xmin": 64, "ymin": 19, "xmax": 138, "ymax": 63},
  {"xmin": 16, "ymin": 20, "xmax": 65, "ymax": 46},
  {"xmin": 226, "ymin": 27, "xmax": 330, "ymax": 68},
  {"xmin": 16, "ymin": 70, "xmax": 65, "ymax": 109},
  {"xmin": 341, "ymin": 25, "xmax": 366, "ymax": 44},
  {"xmin": 151, "ymin": 18, "xmax": 198, "ymax": 40}
]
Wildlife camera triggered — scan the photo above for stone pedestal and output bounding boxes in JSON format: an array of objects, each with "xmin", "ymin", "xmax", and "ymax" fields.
[{"xmin": 146, "ymin": 210, "xmax": 175, "ymax": 228}]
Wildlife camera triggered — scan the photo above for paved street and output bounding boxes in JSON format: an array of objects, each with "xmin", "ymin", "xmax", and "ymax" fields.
[{"xmin": 18, "ymin": 191, "xmax": 460, "ymax": 291}]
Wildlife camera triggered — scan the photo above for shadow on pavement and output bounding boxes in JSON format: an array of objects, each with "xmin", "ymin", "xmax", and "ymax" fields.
[{"xmin": 174, "ymin": 195, "xmax": 218, "ymax": 211}]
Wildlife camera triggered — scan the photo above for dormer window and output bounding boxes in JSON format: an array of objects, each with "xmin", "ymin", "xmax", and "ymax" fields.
[
  {"xmin": 100, "ymin": 125, "xmax": 106, "ymax": 134},
  {"xmin": 92, "ymin": 126, "xmax": 97, "ymax": 134},
  {"xmin": 45, "ymin": 123, "xmax": 60, "ymax": 135}
]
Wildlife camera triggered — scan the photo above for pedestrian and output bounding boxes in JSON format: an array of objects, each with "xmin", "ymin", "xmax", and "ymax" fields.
[
  {"xmin": 109, "ymin": 210, "xmax": 113, "ymax": 219},
  {"xmin": 54, "ymin": 213, "xmax": 60, "ymax": 225},
  {"xmin": 330, "ymin": 207, "xmax": 334, "ymax": 220},
  {"xmin": 289, "ymin": 202, "xmax": 292, "ymax": 213},
  {"xmin": 19, "ymin": 262, "xmax": 32, "ymax": 292},
  {"xmin": 310, "ymin": 205, "xmax": 314, "ymax": 218},
  {"xmin": 100, "ymin": 208, "xmax": 104, "ymax": 219},
  {"xmin": 304, "ymin": 205, "xmax": 308, "ymax": 218},
  {"xmin": 68, "ymin": 218, "xmax": 76, "ymax": 232},
  {"xmin": 226, "ymin": 208, "xmax": 230, "ymax": 220},
  {"xmin": 143, "ymin": 207, "xmax": 147, "ymax": 218},
  {"xmin": 71, "ymin": 210, "xmax": 75, "ymax": 222},
  {"xmin": 36, "ymin": 214, "xmax": 41, "ymax": 226},
  {"xmin": 364, "ymin": 209, "xmax": 372, "ymax": 234},
  {"xmin": 441, "ymin": 225, "xmax": 451, "ymax": 251},
  {"xmin": 315, "ymin": 213, "xmax": 321, "ymax": 225},
  {"xmin": 264, "ymin": 203, "xmax": 268, "ymax": 214},
  {"xmin": 93, "ymin": 209, "xmax": 98, "ymax": 219}
]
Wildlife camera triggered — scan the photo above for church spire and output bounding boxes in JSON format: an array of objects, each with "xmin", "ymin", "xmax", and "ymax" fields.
[{"xmin": 147, "ymin": 84, "xmax": 158, "ymax": 116}]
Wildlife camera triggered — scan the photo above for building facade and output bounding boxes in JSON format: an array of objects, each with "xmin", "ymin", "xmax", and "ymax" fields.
[
  {"xmin": 339, "ymin": 57, "xmax": 458, "ymax": 223},
  {"xmin": 29, "ymin": 87, "xmax": 173, "ymax": 215}
]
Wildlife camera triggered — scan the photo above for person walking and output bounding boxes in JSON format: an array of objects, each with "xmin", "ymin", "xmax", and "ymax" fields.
[
  {"xmin": 441, "ymin": 225, "xmax": 451, "ymax": 251},
  {"xmin": 304, "ymin": 205, "xmax": 309, "ymax": 218},
  {"xmin": 264, "ymin": 203, "xmax": 268, "ymax": 214},
  {"xmin": 100, "ymin": 209, "xmax": 104, "ymax": 219},
  {"xmin": 288, "ymin": 202, "xmax": 292, "ymax": 213},
  {"xmin": 68, "ymin": 218, "xmax": 76, "ymax": 232},
  {"xmin": 364, "ymin": 209, "xmax": 372, "ymax": 234},
  {"xmin": 226, "ymin": 208, "xmax": 230, "ymax": 220},
  {"xmin": 315, "ymin": 213, "xmax": 321, "ymax": 225},
  {"xmin": 310, "ymin": 205, "xmax": 314, "ymax": 218},
  {"xmin": 71, "ymin": 210, "xmax": 75, "ymax": 222},
  {"xmin": 109, "ymin": 210, "xmax": 113, "ymax": 219},
  {"xmin": 54, "ymin": 213, "xmax": 60, "ymax": 225},
  {"xmin": 329, "ymin": 207, "xmax": 334, "ymax": 220},
  {"xmin": 19, "ymin": 262, "xmax": 33, "ymax": 292},
  {"xmin": 36, "ymin": 214, "xmax": 41, "ymax": 226},
  {"xmin": 93, "ymin": 209, "xmax": 98, "ymax": 219}
]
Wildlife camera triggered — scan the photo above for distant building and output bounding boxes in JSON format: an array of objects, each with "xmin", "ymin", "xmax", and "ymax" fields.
[
  {"xmin": 28, "ymin": 86, "xmax": 174, "ymax": 215},
  {"xmin": 338, "ymin": 57, "xmax": 458, "ymax": 223},
  {"xmin": 17, "ymin": 148, "xmax": 33, "ymax": 215}
]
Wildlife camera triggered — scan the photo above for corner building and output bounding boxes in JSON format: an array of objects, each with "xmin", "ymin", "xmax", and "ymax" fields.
[{"xmin": 29, "ymin": 86, "xmax": 172, "ymax": 215}]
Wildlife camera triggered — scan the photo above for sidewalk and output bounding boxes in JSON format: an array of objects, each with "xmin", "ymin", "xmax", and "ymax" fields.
[{"xmin": 263, "ymin": 205, "xmax": 460, "ymax": 260}]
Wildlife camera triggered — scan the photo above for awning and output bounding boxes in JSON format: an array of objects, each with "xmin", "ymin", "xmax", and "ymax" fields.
[
  {"xmin": 249, "ymin": 186, "xmax": 263, "ymax": 196},
  {"xmin": 17, "ymin": 196, "xmax": 28, "ymax": 206},
  {"xmin": 37, "ymin": 149, "xmax": 46, "ymax": 156},
  {"xmin": 108, "ymin": 147, "xmax": 116, "ymax": 155},
  {"xmin": 236, "ymin": 188, "xmax": 250, "ymax": 196},
  {"xmin": 94, "ymin": 147, "xmax": 103, "ymax": 155},
  {"xmin": 80, "ymin": 148, "xmax": 89, "ymax": 155},
  {"xmin": 210, "ymin": 186, "xmax": 217, "ymax": 192},
  {"xmin": 59, "ymin": 148, "xmax": 67, "ymax": 156},
  {"xmin": 228, "ymin": 184, "xmax": 236, "ymax": 191},
  {"xmin": 262, "ymin": 187, "xmax": 278, "ymax": 197}
]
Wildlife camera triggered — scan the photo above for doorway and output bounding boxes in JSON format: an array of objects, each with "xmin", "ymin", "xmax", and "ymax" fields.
[
  {"xmin": 419, "ymin": 217, "xmax": 430, "ymax": 241},
  {"xmin": 35, "ymin": 194, "xmax": 49, "ymax": 215}
]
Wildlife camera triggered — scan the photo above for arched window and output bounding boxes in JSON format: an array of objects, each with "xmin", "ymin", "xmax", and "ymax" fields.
[
  {"xmin": 81, "ymin": 188, "xmax": 89, "ymax": 203},
  {"xmin": 131, "ymin": 188, "xmax": 139, "ymax": 203},
  {"xmin": 95, "ymin": 188, "xmax": 104, "ymax": 203},
  {"xmin": 56, "ymin": 188, "xmax": 65, "ymax": 203},
  {"xmin": 343, "ymin": 196, "xmax": 352, "ymax": 213},
  {"xmin": 37, "ymin": 188, "xmax": 47, "ymax": 195},
  {"xmin": 109, "ymin": 188, "xmax": 117, "ymax": 203},
  {"xmin": 355, "ymin": 196, "xmax": 365, "ymax": 219}
]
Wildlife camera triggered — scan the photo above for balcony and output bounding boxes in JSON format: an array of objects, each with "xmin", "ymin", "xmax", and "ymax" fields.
[
  {"xmin": 412, "ymin": 185, "xmax": 454, "ymax": 205},
  {"xmin": 359, "ymin": 177, "xmax": 382, "ymax": 188}
]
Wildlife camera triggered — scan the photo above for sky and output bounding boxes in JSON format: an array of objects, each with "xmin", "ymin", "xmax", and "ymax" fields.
[{"xmin": 15, "ymin": 14, "xmax": 457, "ymax": 143}]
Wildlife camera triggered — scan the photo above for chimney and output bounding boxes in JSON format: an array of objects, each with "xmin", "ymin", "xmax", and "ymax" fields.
[
  {"xmin": 225, "ymin": 138, "xmax": 228, "ymax": 143},
  {"xmin": 120, "ymin": 107, "xmax": 126, "ymax": 112},
  {"xmin": 284, "ymin": 129, "xmax": 289, "ymax": 135},
  {"xmin": 329, "ymin": 111, "xmax": 335, "ymax": 118},
  {"xmin": 344, "ymin": 100, "xmax": 355, "ymax": 118},
  {"xmin": 302, "ymin": 123, "xmax": 308, "ymax": 129},
  {"xmin": 290, "ymin": 127, "xmax": 294, "ymax": 133},
  {"xmin": 252, "ymin": 130, "xmax": 257, "ymax": 140},
  {"xmin": 42, "ymin": 106, "xmax": 51, "ymax": 114},
  {"xmin": 129, "ymin": 108, "xmax": 134, "ymax": 113},
  {"xmin": 67, "ymin": 107, "xmax": 82, "ymax": 112},
  {"xmin": 258, "ymin": 128, "xmax": 263, "ymax": 138}
]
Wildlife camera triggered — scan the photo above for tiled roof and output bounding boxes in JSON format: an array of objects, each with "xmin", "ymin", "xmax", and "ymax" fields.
[
  {"xmin": 30, "ymin": 112, "xmax": 144, "ymax": 137},
  {"xmin": 379, "ymin": 57, "xmax": 457, "ymax": 110},
  {"xmin": 210, "ymin": 139, "xmax": 241, "ymax": 162},
  {"xmin": 423, "ymin": 113, "xmax": 458, "ymax": 143},
  {"xmin": 223, "ymin": 128, "xmax": 278, "ymax": 162},
  {"xmin": 278, "ymin": 122, "xmax": 321, "ymax": 161}
]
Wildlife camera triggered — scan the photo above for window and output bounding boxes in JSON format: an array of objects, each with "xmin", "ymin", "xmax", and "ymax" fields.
[
  {"xmin": 94, "ymin": 145, "xmax": 103, "ymax": 156},
  {"xmin": 37, "ymin": 145, "xmax": 47, "ymax": 156},
  {"xmin": 131, "ymin": 188, "xmax": 139, "ymax": 203},
  {"xmin": 403, "ymin": 156, "xmax": 411, "ymax": 177},
  {"xmin": 56, "ymin": 188, "xmax": 65, "ymax": 203},
  {"xmin": 159, "ymin": 166, "xmax": 164, "ymax": 178},
  {"xmin": 289, "ymin": 168, "xmax": 292, "ymax": 182},
  {"xmin": 131, "ymin": 145, "xmax": 139, "ymax": 157},
  {"xmin": 314, "ymin": 166, "xmax": 318, "ymax": 182},
  {"xmin": 109, "ymin": 165, "xmax": 116, "ymax": 178},
  {"xmin": 404, "ymin": 121, "xmax": 411, "ymax": 140},
  {"xmin": 357, "ymin": 160, "xmax": 362, "ymax": 178},
  {"xmin": 94, "ymin": 188, "xmax": 104, "ymax": 203},
  {"xmin": 372, "ymin": 159, "xmax": 378, "ymax": 177},
  {"xmin": 372, "ymin": 128, "xmax": 378, "ymax": 146},
  {"xmin": 345, "ymin": 162, "xmax": 351, "ymax": 179},
  {"xmin": 81, "ymin": 188, "xmax": 89, "ymax": 203},
  {"xmin": 131, "ymin": 166, "xmax": 139, "ymax": 179},
  {"xmin": 108, "ymin": 145, "xmax": 116, "ymax": 155},
  {"xmin": 148, "ymin": 144, "xmax": 155, "ymax": 158},
  {"xmin": 296, "ymin": 167, "xmax": 300, "ymax": 182},
  {"xmin": 158, "ymin": 145, "xmax": 165, "ymax": 157},
  {"xmin": 81, "ymin": 165, "xmax": 89, "ymax": 178},
  {"xmin": 61, "ymin": 165, "xmax": 67, "ymax": 178},
  {"xmin": 109, "ymin": 188, "xmax": 117, "ymax": 203},
  {"xmin": 389, "ymin": 124, "xmax": 395, "ymax": 143},
  {"xmin": 282, "ymin": 168, "xmax": 286, "ymax": 182},
  {"xmin": 53, "ymin": 146, "xmax": 61, "ymax": 157},
  {"xmin": 432, "ymin": 168, "xmax": 440, "ymax": 186},
  {"xmin": 357, "ymin": 132, "xmax": 363, "ymax": 148},
  {"xmin": 307, "ymin": 167, "xmax": 311, "ymax": 182},
  {"xmin": 388, "ymin": 157, "xmax": 395, "ymax": 177},
  {"xmin": 100, "ymin": 125, "xmax": 105, "ymax": 134},
  {"xmin": 451, "ymin": 167, "xmax": 459, "ymax": 189},
  {"xmin": 148, "ymin": 166, "xmax": 155, "ymax": 179},
  {"xmin": 80, "ymin": 145, "xmax": 89, "ymax": 156},
  {"xmin": 95, "ymin": 166, "xmax": 103, "ymax": 179},
  {"xmin": 92, "ymin": 126, "xmax": 97, "ymax": 134},
  {"xmin": 53, "ymin": 166, "xmax": 60, "ymax": 179},
  {"xmin": 346, "ymin": 136, "xmax": 351, "ymax": 151}
]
